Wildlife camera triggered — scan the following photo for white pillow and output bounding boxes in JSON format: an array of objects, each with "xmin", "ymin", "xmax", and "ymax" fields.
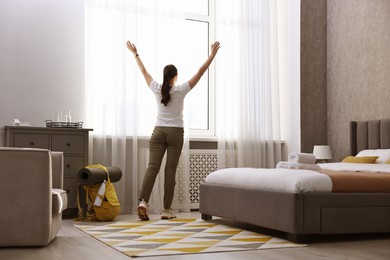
[{"xmin": 356, "ymin": 149, "xmax": 390, "ymax": 164}]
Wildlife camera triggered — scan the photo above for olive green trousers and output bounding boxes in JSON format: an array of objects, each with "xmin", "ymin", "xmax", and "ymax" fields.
[{"xmin": 139, "ymin": 126, "xmax": 184, "ymax": 209}]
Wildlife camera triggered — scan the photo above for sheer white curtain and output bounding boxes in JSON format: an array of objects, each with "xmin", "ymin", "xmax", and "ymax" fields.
[
  {"xmin": 85, "ymin": 0, "xmax": 191, "ymax": 214},
  {"xmin": 215, "ymin": 0, "xmax": 300, "ymax": 168}
]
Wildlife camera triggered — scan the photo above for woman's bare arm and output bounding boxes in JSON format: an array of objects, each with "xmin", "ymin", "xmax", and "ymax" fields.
[
  {"xmin": 126, "ymin": 41, "xmax": 153, "ymax": 86},
  {"xmin": 188, "ymin": 41, "xmax": 220, "ymax": 89}
]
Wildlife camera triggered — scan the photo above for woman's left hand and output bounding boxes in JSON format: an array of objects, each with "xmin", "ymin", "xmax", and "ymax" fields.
[{"xmin": 126, "ymin": 41, "xmax": 138, "ymax": 56}]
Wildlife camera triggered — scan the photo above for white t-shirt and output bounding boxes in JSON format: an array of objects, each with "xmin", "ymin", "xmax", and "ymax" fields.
[{"xmin": 149, "ymin": 80, "xmax": 191, "ymax": 128}]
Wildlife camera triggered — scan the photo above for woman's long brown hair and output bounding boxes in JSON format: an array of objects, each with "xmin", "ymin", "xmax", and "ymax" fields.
[{"xmin": 161, "ymin": 64, "xmax": 177, "ymax": 106}]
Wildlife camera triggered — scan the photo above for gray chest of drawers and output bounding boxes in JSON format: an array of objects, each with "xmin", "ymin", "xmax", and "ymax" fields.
[{"xmin": 4, "ymin": 126, "xmax": 93, "ymax": 214}]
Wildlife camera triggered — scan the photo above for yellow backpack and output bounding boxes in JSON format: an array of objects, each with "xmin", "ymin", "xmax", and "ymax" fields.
[{"xmin": 77, "ymin": 164, "xmax": 121, "ymax": 221}]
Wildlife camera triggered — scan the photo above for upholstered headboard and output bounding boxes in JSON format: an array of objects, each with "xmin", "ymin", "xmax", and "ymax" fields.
[{"xmin": 350, "ymin": 119, "xmax": 390, "ymax": 155}]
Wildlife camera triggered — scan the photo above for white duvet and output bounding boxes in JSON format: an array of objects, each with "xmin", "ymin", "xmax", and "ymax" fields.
[
  {"xmin": 204, "ymin": 163, "xmax": 390, "ymax": 193},
  {"xmin": 204, "ymin": 167, "xmax": 332, "ymax": 193}
]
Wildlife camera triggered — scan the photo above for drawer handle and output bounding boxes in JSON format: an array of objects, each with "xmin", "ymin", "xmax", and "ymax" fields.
[
  {"xmin": 66, "ymin": 164, "xmax": 71, "ymax": 168},
  {"xmin": 30, "ymin": 142, "xmax": 35, "ymax": 146},
  {"xmin": 66, "ymin": 189, "xmax": 70, "ymax": 193},
  {"xmin": 66, "ymin": 142, "xmax": 71, "ymax": 146}
]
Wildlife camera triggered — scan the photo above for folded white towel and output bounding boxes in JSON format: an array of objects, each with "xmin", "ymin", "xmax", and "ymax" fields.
[
  {"xmin": 276, "ymin": 161, "xmax": 290, "ymax": 169},
  {"xmin": 288, "ymin": 152, "xmax": 316, "ymax": 164},
  {"xmin": 276, "ymin": 161, "xmax": 321, "ymax": 171}
]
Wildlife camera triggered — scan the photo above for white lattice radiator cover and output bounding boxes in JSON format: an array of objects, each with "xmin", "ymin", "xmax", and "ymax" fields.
[{"xmin": 188, "ymin": 150, "xmax": 218, "ymax": 209}]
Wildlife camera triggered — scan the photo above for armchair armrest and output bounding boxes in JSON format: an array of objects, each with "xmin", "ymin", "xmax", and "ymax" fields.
[{"xmin": 51, "ymin": 151, "xmax": 64, "ymax": 189}]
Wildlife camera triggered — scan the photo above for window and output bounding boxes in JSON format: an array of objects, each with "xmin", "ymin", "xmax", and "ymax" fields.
[{"xmin": 86, "ymin": 0, "xmax": 215, "ymax": 137}]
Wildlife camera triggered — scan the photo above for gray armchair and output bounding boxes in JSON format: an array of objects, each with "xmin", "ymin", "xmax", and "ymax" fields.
[{"xmin": 0, "ymin": 148, "xmax": 67, "ymax": 247}]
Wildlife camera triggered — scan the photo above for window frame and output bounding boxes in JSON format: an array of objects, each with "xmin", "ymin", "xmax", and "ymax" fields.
[{"xmin": 186, "ymin": 0, "xmax": 216, "ymax": 138}]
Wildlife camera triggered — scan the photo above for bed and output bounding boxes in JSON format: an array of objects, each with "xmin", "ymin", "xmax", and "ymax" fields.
[{"xmin": 199, "ymin": 119, "xmax": 390, "ymax": 242}]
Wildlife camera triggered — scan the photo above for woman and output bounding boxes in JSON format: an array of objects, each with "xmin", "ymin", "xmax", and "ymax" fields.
[{"xmin": 126, "ymin": 40, "xmax": 220, "ymax": 220}]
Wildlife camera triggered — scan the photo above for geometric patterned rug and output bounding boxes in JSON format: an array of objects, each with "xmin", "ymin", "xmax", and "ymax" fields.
[{"xmin": 74, "ymin": 218, "xmax": 306, "ymax": 257}]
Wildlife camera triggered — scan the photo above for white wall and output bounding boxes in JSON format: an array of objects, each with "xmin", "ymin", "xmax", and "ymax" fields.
[{"xmin": 0, "ymin": 0, "xmax": 85, "ymax": 146}]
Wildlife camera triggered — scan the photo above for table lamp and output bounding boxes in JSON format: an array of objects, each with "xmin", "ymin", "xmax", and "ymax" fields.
[{"xmin": 313, "ymin": 145, "xmax": 332, "ymax": 163}]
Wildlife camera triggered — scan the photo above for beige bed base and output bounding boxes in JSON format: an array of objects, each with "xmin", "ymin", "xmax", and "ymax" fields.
[{"xmin": 200, "ymin": 183, "xmax": 390, "ymax": 242}]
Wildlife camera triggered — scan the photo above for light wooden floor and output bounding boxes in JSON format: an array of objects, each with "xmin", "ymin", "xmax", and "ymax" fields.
[{"xmin": 1, "ymin": 212, "xmax": 390, "ymax": 260}]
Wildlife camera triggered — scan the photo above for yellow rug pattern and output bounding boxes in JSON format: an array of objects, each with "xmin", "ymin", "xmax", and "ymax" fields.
[{"xmin": 75, "ymin": 218, "xmax": 305, "ymax": 257}]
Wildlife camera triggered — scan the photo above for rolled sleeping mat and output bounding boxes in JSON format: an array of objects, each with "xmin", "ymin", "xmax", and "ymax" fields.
[{"xmin": 77, "ymin": 166, "xmax": 122, "ymax": 185}]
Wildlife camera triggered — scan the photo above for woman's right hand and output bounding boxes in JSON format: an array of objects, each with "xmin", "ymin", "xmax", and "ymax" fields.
[{"xmin": 210, "ymin": 41, "xmax": 220, "ymax": 57}]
